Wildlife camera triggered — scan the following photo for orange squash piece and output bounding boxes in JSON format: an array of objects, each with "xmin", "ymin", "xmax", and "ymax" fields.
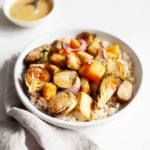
[
  {"xmin": 79, "ymin": 60, "xmax": 106, "ymax": 83},
  {"xmin": 70, "ymin": 38, "xmax": 81, "ymax": 49}
]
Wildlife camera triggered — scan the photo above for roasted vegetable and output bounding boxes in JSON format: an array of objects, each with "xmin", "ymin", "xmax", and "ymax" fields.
[
  {"xmin": 50, "ymin": 40, "xmax": 63, "ymax": 55},
  {"xmin": 77, "ymin": 32, "xmax": 95, "ymax": 45},
  {"xmin": 80, "ymin": 77, "xmax": 90, "ymax": 94},
  {"xmin": 106, "ymin": 43, "xmax": 120, "ymax": 58},
  {"xmin": 24, "ymin": 44, "xmax": 50, "ymax": 65},
  {"xmin": 49, "ymin": 53, "xmax": 66, "ymax": 68},
  {"xmin": 70, "ymin": 38, "xmax": 81, "ymax": 49},
  {"xmin": 24, "ymin": 65, "xmax": 50, "ymax": 93},
  {"xmin": 48, "ymin": 92, "xmax": 77, "ymax": 115},
  {"xmin": 77, "ymin": 51, "xmax": 94, "ymax": 64},
  {"xmin": 117, "ymin": 80, "xmax": 133, "ymax": 101},
  {"xmin": 66, "ymin": 52, "xmax": 81, "ymax": 70},
  {"xmin": 87, "ymin": 38, "xmax": 102, "ymax": 56},
  {"xmin": 97, "ymin": 75, "xmax": 122, "ymax": 108},
  {"xmin": 53, "ymin": 70, "xmax": 77, "ymax": 89},
  {"xmin": 46, "ymin": 64, "xmax": 61, "ymax": 76},
  {"xmin": 43, "ymin": 82, "xmax": 57, "ymax": 101},
  {"xmin": 106, "ymin": 58, "xmax": 125, "ymax": 79},
  {"xmin": 73, "ymin": 92, "xmax": 92, "ymax": 121},
  {"xmin": 79, "ymin": 60, "xmax": 106, "ymax": 83}
]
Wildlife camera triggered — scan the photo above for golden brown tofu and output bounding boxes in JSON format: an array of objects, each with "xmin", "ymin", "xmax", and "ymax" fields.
[
  {"xmin": 87, "ymin": 39, "xmax": 101, "ymax": 56},
  {"xmin": 66, "ymin": 52, "xmax": 81, "ymax": 70},
  {"xmin": 47, "ymin": 64, "xmax": 62, "ymax": 76},
  {"xmin": 73, "ymin": 92, "xmax": 92, "ymax": 121},
  {"xmin": 49, "ymin": 53, "xmax": 66, "ymax": 68}
]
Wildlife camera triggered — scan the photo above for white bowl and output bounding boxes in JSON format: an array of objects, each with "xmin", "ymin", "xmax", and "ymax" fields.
[
  {"xmin": 3, "ymin": 0, "xmax": 54, "ymax": 27},
  {"xmin": 14, "ymin": 29, "xmax": 143, "ymax": 129}
]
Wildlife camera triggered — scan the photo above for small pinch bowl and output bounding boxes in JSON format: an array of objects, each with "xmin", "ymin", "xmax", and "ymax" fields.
[
  {"xmin": 14, "ymin": 29, "xmax": 143, "ymax": 129},
  {"xmin": 3, "ymin": 0, "xmax": 54, "ymax": 28}
]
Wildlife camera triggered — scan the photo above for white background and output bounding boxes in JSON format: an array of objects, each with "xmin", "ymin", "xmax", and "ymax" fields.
[{"xmin": 0, "ymin": 0, "xmax": 150, "ymax": 150}]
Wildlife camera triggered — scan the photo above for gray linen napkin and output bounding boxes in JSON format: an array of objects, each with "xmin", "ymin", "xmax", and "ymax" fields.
[{"xmin": 0, "ymin": 55, "xmax": 101, "ymax": 150}]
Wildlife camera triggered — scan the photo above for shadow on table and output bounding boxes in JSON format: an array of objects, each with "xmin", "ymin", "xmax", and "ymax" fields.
[{"xmin": 0, "ymin": 59, "xmax": 9, "ymax": 120}]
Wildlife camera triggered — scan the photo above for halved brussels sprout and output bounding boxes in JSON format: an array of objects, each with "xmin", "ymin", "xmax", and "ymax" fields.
[
  {"xmin": 106, "ymin": 58, "xmax": 125, "ymax": 79},
  {"xmin": 48, "ymin": 92, "xmax": 77, "ymax": 115},
  {"xmin": 53, "ymin": 70, "xmax": 77, "ymax": 89},
  {"xmin": 97, "ymin": 75, "xmax": 122, "ymax": 108},
  {"xmin": 24, "ymin": 44, "xmax": 50, "ymax": 65},
  {"xmin": 24, "ymin": 65, "xmax": 50, "ymax": 93}
]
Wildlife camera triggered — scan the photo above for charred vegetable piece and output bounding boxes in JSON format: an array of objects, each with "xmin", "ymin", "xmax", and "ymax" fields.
[
  {"xmin": 50, "ymin": 40, "xmax": 63, "ymax": 55},
  {"xmin": 48, "ymin": 92, "xmax": 77, "ymax": 115},
  {"xmin": 79, "ymin": 60, "xmax": 106, "ymax": 83},
  {"xmin": 73, "ymin": 92, "xmax": 92, "ymax": 121},
  {"xmin": 117, "ymin": 80, "xmax": 133, "ymax": 101},
  {"xmin": 87, "ymin": 38, "xmax": 101, "ymax": 56},
  {"xmin": 106, "ymin": 58, "xmax": 125, "ymax": 79},
  {"xmin": 24, "ymin": 45, "xmax": 50, "ymax": 65},
  {"xmin": 24, "ymin": 65, "xmax": 50, "ymax": 93},
  {"xmin": 43, "ymin": 82, "xmax": 57, "ymax": 101},
  {"xmin": 49, "ymin": 53, "xmax": 66, "ymax": 68},
  {"xmin": 80, "ymin": 77, "xmax": 91, "ymax": 94},
  {"xmin": 77, "ymin": 32, "xmax": 96, "ymax": 45},
  {"xmin": 97, "ymin": 75, "xmax": 122, "ymax": 108},
  {"xmin": 66, "ymin": 52, "xmax": 81, "ymax": 70},
  {"xmin": 53, "ymin": 70, "xmax": 77, "ymax": 89},
  {"xmin": 90, "ymin": 82, "xmax": 100, "ymax": 100}
]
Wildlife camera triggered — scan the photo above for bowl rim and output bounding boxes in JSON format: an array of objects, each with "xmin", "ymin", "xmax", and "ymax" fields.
[
  {"xmin": 14, "ymin": 28, "xmax": 143, "ymax": 128},
  {"xmin": 3, "ymin": 0, "xmax": 54, "ymax": 26}
]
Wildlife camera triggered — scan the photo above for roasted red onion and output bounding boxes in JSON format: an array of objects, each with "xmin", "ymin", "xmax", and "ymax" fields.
[{"xmin": 58, "ymin": 77, "xmax": 81, "ymax": 95}]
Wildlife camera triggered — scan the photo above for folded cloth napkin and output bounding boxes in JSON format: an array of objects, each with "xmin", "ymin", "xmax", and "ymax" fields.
[{"xmin": 0, "ymin": 55, "xmax": 101, "ymax": 150}]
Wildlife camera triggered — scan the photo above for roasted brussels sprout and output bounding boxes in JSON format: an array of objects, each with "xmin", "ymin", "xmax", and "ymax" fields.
[
  {"xmin": 97, "ymin": 75, "xmax": 122, "ymax": 108},
  {"xmin": 24, "ymin": 65, "xmax": 50, "ymax": 93},
  {"xmin": 48, "ymin": 92, "xmax": 77, "ymax": 115},
  {"xmin": 53, "ymin": 70, "xmax": 77, "ymax": 89},
  {"xmin": 24, "ymin": 44, "xmax": 50, "ymax": 65},
  {"xmin": 106, "ymin": 58, "xmax": 125, "ymax": 79}
]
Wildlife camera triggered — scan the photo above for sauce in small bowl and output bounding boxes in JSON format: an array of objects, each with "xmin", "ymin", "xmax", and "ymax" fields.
[{"xmin": 3, "ymin": 0, "xmax": 54, "ymax": 27}]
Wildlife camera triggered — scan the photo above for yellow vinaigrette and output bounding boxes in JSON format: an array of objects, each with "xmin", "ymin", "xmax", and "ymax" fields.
[{"xmin": 9, "ymin": 0, "xmax": 52, "ymax": 21}]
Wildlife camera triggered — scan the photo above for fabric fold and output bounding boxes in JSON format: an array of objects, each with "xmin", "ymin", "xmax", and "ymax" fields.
[{"xmin": 0, "ymin": 55, "xmax": 101, "ymax": 150}]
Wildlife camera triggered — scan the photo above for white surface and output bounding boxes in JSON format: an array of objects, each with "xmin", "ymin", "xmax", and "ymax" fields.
[{"xmin": 0, "ymin": 0, "xmax": 149, "ymax": 150}]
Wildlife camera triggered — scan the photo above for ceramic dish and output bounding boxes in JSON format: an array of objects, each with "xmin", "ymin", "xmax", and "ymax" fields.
[
  {"xmin": 3, "ymin": 0, "xmax": 54, "ymax": 27},
  {"xmin": 14, "ymin": 29, "xmax": 142, "ymax": 129}
]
